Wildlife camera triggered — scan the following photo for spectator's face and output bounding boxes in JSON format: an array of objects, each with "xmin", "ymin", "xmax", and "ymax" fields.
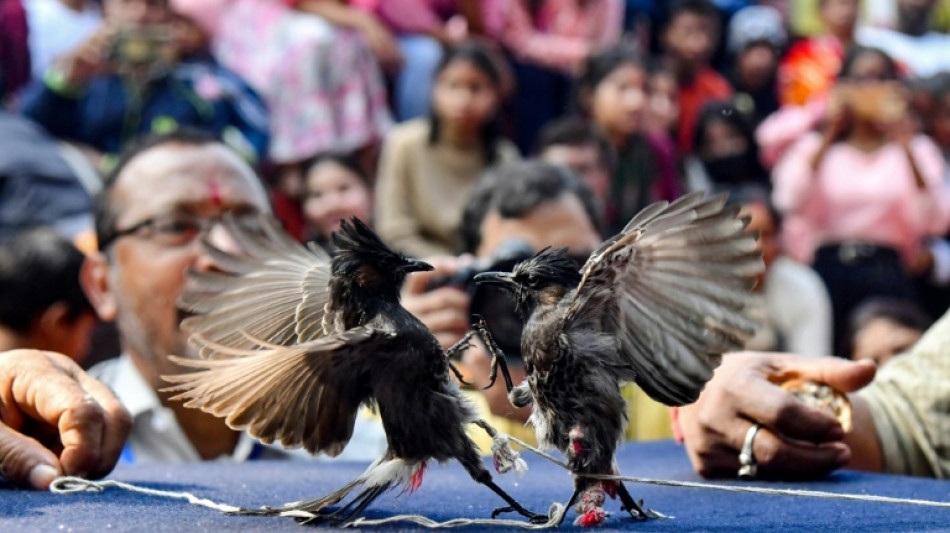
[
  {"xmin": 646, "ymin": 71, "xmax": 679, "ymax": 135},
  {"xmin": 820, "ymin": 0, "xmax": 859, "ymax": 36},
  {"xmin": 540, "ymin": 144, "xmax": 610, "ymax": 202},
  {"xmin": 83, "ymin": 143, "xmax": 270, "ymax": 389},
  {"xmin": 476, "ymin": 194, "xmax": 601, "ymax": 259},
  {"xmin": 852, "ymin": 318, "xmax": 922, "ymax": 367},
  {"xmin": 735, "ymin": 43, "xmax": 778, "ymax": 92},
  {"xmin": 432, "ymin": 59, "xmax": 499, "ymax": 134},
  {"xmin": 105, "ymin": 0, "xmax": 170, "ymax": 25},
  {"xmin": 664, "ymin": 12, "xmax": 719, "ymax": 68},
  {"xmin": 303, "ymin": 160, "xmax": 371, "ymax": 239},
  {"xmin": 739, "ymin": 203, "xmax": 778, "ymax": 273},
  {"xmin": 590, "ymin": 63, "xmax": 648, "ymax": 142}
]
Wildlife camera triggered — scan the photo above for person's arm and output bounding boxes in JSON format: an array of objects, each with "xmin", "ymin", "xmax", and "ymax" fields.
[
  {"xmin": 678, "ymin": 351, "xmax": 876, "ymax": 479},
  {"xmin": 0, "ymin": 350, "xmax": 131, "ymax": 489}
]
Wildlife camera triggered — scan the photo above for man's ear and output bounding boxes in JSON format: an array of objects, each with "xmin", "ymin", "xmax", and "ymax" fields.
[{"xmin": 80, "ymin": 253, "xmax": 117, "ymax": 321}]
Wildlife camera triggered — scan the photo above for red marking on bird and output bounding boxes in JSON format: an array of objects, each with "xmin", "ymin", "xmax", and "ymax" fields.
[{"xmin": 410, "ymin": 461, "xmax": 427, "ymax": 493}]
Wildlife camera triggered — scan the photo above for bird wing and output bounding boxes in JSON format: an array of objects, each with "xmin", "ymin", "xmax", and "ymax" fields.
[
  {"xmin": 162, "ymin": 325, "xmax": 393, "ymax": 455},
  {"xmin": 566, "ymin": 191, "xmax": 763, "ymax": 406},
  {"xmin": 177, "ymin": 214, "xmax": 333, "ymax": 356}
]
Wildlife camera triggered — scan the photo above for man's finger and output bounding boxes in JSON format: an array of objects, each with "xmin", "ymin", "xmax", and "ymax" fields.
[
  {"xmin": 407, "ymin": 287, "xmax": 469, "ymax": 316},
  {"xmin": 402, "ymin": 257, "xmax": 460, "ymax": 294},
  {"xmin": 777, "ymin": 357, "xmax": 876, "ymax": 393},
  {"xmin": 732, "ymin": 374, "xmax": 845, "ymax": 444},
  {"xmin": 75, "ymin": 372, "xmax": 131, "ymax": 479},
  {"xmin": 0, "ymin": 424, "xmax": 63, "ymax": 489}
]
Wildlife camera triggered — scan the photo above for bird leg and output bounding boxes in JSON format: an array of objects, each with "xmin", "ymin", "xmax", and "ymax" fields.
[
  {"xmin": 556, "ymin": 487, "xmax": 583, "ymax": 526},
  {"xmin": 307, "ymin": 483, "xmax": 391, "ymax": 525},
  {"xmin": 472, "ymin": 316, "xmax": 515, "ymax": 392},
  {"xmin": 445, "ymin": 331, "xmax": 477, "ymax": 387},
  {"xmin": 484, "ymin": 479, "xmax": 548, "ymax": 524}
]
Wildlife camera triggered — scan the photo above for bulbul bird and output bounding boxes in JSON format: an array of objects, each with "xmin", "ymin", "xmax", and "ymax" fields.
[
  {"xmin": 474, "ymin": 191, "xmax": 763, "ymax": 526},
  {"xmin": 162, "ymin": 216, "xmax": 543, "ymax": 525}
]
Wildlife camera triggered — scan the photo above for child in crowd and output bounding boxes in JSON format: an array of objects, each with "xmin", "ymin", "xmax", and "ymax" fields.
[
  {"xmin": 374, "ymin": 41, "xmax": 519, "ymax": 257},
  {"xmin": 575, "ymin": 44, "xmax": 680, "ymax": 234},
  {"xmin": 302, "ymin": 154, "xmax": 373, "ymax": 248},
  {"xmin": 661, "ymin": 0, "xmax": 732, "ymax": 154},
  {"xmin": 0, "ymin": 228, "xmax": 96, "ymax": 363}
]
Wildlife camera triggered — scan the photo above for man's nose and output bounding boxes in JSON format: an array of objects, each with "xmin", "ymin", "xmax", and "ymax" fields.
[{"xmin": 192, "ymin": 223, "xmax": 242, "ymax": 272}]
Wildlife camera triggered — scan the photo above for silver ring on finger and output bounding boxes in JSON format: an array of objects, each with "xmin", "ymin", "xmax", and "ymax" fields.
[{"xmin": 737, "ymin": 423, "xmax": 761, "ymax": 480}]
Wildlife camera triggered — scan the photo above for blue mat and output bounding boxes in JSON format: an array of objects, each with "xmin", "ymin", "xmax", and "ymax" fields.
[{"xmin": 4, "ymin": 440, "xmax": 949, "ymax": 532}]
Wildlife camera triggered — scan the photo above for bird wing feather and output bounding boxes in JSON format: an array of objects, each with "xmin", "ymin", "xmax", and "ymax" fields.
[
  {"xmin": 177, "ymin": 214, "xmax": 333, "ymax": 356},
  {"xmin": 566, "ymin": 191, "xmax": 763, "ymax": 406},
  {"xmin": 162, "ymin": 325, "xmax": 393, "ymax": 455}
]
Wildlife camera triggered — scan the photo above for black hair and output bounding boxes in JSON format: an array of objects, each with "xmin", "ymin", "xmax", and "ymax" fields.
[
  {"xmin": 574, "ymin": 43, "xmax": 648, "ymax": 116},
  {"xmin": 664, "ymin": 0, "xmax": 721, "ymax": 29},
  {"xmin": 534, "ymin": 117, "xmax": 615, "ymax": 169},
  {"xmin": 0, "ymin": 228, "xmax": 93, "ymax": 334},
  {"xmin": 429, "ymin": 41, "xmax": 506, "ymax": 164},
  {"xmin": 301, "ymin": 153, "xmax": 369, "ymax": 186},
  {"xmin": 459, "ymin": 160, "xmax": 603, "ymax": 254},
  {"xmin": 95, "ymin": 128, "xmax": 222, "ymax": 251},
  {"xmin": 838, "ymin": 45, "xmax": 899, "ymax": 81}
]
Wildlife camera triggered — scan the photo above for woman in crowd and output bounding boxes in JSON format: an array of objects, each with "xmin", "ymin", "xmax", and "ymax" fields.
[
  {"xmin": 575, "ymin": 44, "xmax": 681, "ymax": 234},
  {"xmin": 771, "ymin": 46, "xmax": 950, "ymax": 354},
  {"xmin": 374, "ymin": 41, "xmax": 519, "ymax": 257}
]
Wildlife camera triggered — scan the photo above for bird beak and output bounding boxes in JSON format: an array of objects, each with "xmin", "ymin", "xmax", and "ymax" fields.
[
  {"xmin": 474, "ymin": 271, "xmax": 515, "ymax": 289},
  {"xmin": 401, "ymin": 259, "xmax": 434, "ymax": 273}
]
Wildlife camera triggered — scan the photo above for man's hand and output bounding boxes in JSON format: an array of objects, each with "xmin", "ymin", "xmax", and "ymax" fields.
[
  {"xmin": 0, "ymin": 350, "xmax": 131, "ymax": 489},
  {"xmin": 401, "ymin": 256, "xmax": 472, "ymax": 350},
  {"xmin": 678, "ymin": 352, "xmax": 876, "ymax": 479}
]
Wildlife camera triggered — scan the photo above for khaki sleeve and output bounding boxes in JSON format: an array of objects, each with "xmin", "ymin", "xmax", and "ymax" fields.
[{"xmin": 858, "ymin": 311, "xmax": 950, "ymax": 478}]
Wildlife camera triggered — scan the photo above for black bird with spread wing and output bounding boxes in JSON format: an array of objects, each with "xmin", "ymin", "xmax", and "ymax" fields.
[
  {"xmin": 162, "ymin": 216, "xmax": 543, "ymax": 524},
  {"xmin": 474, "ymin": 192, "xmax": 763, "ymax": 526}
]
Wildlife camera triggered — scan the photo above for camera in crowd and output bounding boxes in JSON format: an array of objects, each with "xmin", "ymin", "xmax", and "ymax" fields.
[
  {"xmin": 427, "ymin": 239, "xmax": 536, "ymax": 361},
  {"xmin": 108, "ymin": 26, "xmax": 177, "ymax": 75}
]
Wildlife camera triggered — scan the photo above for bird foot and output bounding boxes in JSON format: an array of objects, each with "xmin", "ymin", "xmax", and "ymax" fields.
[
  {"xmin": 620, "ymin": 499, "xmax": 668, "ymax": 521},
  {"xmin": 491, "ymin": 505, "xmax": 549, "ymax": 524}
]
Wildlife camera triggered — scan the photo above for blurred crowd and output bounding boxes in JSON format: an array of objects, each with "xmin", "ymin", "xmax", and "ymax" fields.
[{"xmin": 3, "ymin": 0, "xmax": 950, "ymax": 458}]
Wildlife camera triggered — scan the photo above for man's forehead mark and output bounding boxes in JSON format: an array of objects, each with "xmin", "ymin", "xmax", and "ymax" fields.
[{"xmin": 209, "ymin": 178, "xmax": 222, "ymax": 207}]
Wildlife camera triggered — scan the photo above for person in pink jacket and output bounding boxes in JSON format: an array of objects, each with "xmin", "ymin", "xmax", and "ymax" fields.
[{"xmin": 771, "ymin": 46, "xmax": 950, "ymax": 354}]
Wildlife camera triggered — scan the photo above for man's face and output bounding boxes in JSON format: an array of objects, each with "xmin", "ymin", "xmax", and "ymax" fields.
[
  {"xmin": 93, "ymin": 143, "xmax": 270, "ymax": 387},
  {"xmin": 540, "ymin": 144, "xmax": 610, "ymax": 202},
  {"xmin": 476, "ymin": 194, "xmax": 601, "ymax": 259},
  {"xmin": 104, "ymin": 0, "xmax": 170, "ymax": 26}
]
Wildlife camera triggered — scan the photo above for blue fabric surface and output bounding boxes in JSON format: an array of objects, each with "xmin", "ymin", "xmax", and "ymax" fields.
[{"xmin": 3, "ymin": 440, "xmax": 948, "ymax": 532}]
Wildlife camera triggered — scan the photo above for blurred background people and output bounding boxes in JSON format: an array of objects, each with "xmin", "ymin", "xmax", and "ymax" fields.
[
  {"xmin": 847, "ymin": 297, "xmax": 932, "ymax": 366},
  {"xmin": 685, "ymin": 100, "xmax": 771, "ymax": 195},
  {"xmin": 726, "ymin": 5, "xmax": 787, "ymax": 126},
  {"xmin": 771, "ymin": 46, "xmax": 950, "ymax": 354}
]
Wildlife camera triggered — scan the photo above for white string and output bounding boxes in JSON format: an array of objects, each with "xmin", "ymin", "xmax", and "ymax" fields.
[
  {"xmin": 50, "ymin": 476, "xmax": 241, "ymax": 513},
  {"xmin": 504, "ymin": 436, "xmax": 950, "ymax": 509}
]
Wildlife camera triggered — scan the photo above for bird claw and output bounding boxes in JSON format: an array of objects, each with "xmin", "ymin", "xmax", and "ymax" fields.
[
  {"xmin": 620, "ymin": 499, "xmax": 667, "ymax": 521},
  {"xmin": 491, "ymin": 505, "xmax": 549, "ymax": 524}
]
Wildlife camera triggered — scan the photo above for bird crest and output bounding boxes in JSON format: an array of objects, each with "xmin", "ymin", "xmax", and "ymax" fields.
[{"xmin": 513, "ymin": 247, "xmax": 583, "ymax": 289}]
